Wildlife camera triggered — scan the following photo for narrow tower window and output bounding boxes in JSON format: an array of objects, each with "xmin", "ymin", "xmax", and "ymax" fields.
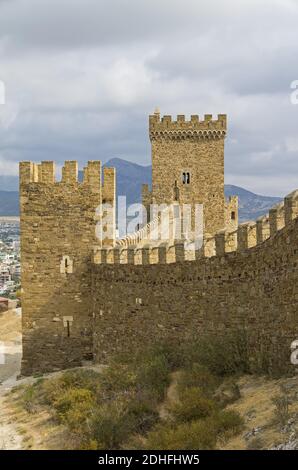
[
  {"xmin": 60, "ymin": 255, "xmax": 73, "ymax": 274},
  {"xmin": 231, "ymin": 211, "xmax": 236, "ymax": 221},
  {"xmin": 182, "ymin": 172, "xmax": 190, "ymax": 184},
  {"xmin": 174, "ymin": 180, "xmax": 180, "ymax": 201},
  {"xmin": 63, "ymin": 316, "xmax": 73, "ymax": 336},
  {"xmin": 66, "ymin": 320, "xmax": 71, "ymax": 337}
]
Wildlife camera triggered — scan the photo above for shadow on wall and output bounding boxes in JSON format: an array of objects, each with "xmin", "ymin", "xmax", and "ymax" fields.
[{"xmin": 21, "ymin": 262, "xmax": 93, "ymax": 377}]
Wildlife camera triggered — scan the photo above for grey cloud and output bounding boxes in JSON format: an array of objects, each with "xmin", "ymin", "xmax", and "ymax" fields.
[
  {"xmin": 0, "ymin": 0, "xmax": 217, "ymax": 51},
  {"xmin": 0, "ymin": 0, "xmax": 298, "ymax": 196},
  {"xmin": 0, "ymin": 0, "xmax": 283, "ymax": 52}
]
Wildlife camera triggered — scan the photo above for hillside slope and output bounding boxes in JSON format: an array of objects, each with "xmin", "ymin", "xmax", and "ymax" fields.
[
  {"xmin": 225, "ymin": 185, "xmax": 282, "ymax": 222},
  {"xmin": 0, "ymin": 191, "xmax": 19, "ymax": 216}
]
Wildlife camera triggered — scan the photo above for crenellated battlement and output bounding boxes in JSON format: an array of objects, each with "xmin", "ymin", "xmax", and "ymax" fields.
[
  {"xmin": 20, "ymin": 160, "xmax": 117, "ymax": 203},
  {"xmin": 19, "ymin": 159, "xmax": 117, "ymax": 376},
  {"xmin": 149, "ymin": 111, "xmax": 227, "ymax": 141},
  {"xmin": 149, "ymin": 109, "xmax": 228, "ymax": 235},
  {"xmin": 94, "ymin": 188, "xmax": 298, "ymax": 266}
]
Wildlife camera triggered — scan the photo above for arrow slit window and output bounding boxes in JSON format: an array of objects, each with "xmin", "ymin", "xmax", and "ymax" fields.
[{"xmin": 182, "ymin": 172, "xmax": 190, "ymax": 184}]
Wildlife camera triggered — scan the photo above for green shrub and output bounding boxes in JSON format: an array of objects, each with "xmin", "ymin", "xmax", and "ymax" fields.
[
  {"xmin": 22, "ymin": 385, "xmax": 38, "ymax": 413},
  {"xmin": 90, "ymin": 398, "xmax": 132, "ymax": 449},
  {"xmin": 80, "ymin": 439, "xmax": 99, "ymax": 450},
  {"xmin": 89, "ymin": 395, "xmax": 159, "ymax": 449},
  {"xmin": 169, "ymin": 387, "xmax": 216, "ymax": 423},
  {"xmin": 41, "ymin": 369, "xmax": 100, "ymax": 405},
  {"xmin": 134, "ymin": 354, "xmax": 171, "ymax": 401},
  {"xmin": 272, "ymin": 393, "xmax": 290, "ymax": 426},
  {"xmin": 125, "ymin": 400, "xmax": 159, "ymax": 433},
  {"xmin": 99, "ymin": 363, "xmax": 137, "ymax": 398},
  {"xmin": 131, "ymin": 341, "xmax": 184, "ymax": 372},
  {"xmin": 143, "ymin": 410, "xmax": 243, "ymax": 450},
  {"xmin": 177, "ymin": 364, "xmax": 220, "ymax": 395},
  {"xmin": 211, "ymin": 409, "xmax": 244, "ymax": 436},
  {"xmin": 181, "ymin": 331, "xmax": 249, "ymax": 376},
  {"xmin": 144, "ymin": 419, "xmax": 217, "ymax": 450},
  {"xmin": 53, "ymin": 388, "xmax": 95, "ymax": 430},
  {"xmin": 97, "ymin": 353, "xmax": 171, "ymax": 404}
]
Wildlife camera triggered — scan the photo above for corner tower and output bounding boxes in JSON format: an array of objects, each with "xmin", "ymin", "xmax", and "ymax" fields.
[
  {"xmin": 19, "ymin": 160, "xmax": 115, "ymax": 375},
  {"xmin": 148, "ymin": 110, "xmax": 229, "ymax": 236}
]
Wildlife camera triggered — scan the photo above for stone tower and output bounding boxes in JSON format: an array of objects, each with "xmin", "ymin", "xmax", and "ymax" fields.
[
  {"xmin": 19, "ymin": 160, "xmax": 115, "ymax": 375},
  {"xmin": 142, "ymin": 110, "xmax": 237, "ymax": 237}
]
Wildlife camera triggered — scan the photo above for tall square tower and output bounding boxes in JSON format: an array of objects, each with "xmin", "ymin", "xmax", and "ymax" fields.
[{"xmin": 147, "ymin": 110, "xmax": 228, "ymax": 236}]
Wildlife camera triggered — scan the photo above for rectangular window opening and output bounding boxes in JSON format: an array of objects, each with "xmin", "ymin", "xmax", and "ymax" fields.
[{"xmin": 182, "ymin": 172, "xmax": 190, "ymax": 185}]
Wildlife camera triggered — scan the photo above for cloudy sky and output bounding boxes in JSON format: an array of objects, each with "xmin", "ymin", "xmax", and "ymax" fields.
[{"xmin": 0, "ymin": 0, "xmax": 298, "ymax": 195}]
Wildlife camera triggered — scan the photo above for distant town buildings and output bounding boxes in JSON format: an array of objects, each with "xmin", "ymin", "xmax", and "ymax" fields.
[{"xmin": 0, "ymin": 220, "xmax": 20, "ymax": 297}]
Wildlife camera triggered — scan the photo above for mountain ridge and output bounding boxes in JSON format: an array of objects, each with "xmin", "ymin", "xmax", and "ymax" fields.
[{"xmin": 0, "ymin": 158, "xmax": 282, "ymax": 221}]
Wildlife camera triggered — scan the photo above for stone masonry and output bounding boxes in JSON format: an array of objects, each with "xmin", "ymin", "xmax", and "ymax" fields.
[
  {"xmin": 20, "ymin": 112, "xmax": 298, "ymax": 376},
  {"xmin": 20, "ymin": 160, "xmax": 115, "ymax": 375},
  {"xmin": 93, "ymin": 192, "xmax": 298, "ymax": 376},
  {"xmin": 142, "ymin": 110, "xmax": 238, "ymax": 237}
]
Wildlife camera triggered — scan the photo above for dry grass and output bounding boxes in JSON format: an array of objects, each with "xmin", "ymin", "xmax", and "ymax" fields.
[
  {"xmin": 5, "ymin": 371, "xmax": 298, "ymax": 450},
  {"xmin": 1, "ymin": 313, "xmax": 297, "ymax": 451},
  {"xmin": 220, "ymin": 375, "xmax": 298, "ymax": 450},
  {"xmin": 4, "ymin": 385, "xmax": 70, "ymax": 449},
  {"xmin": 0, "ymin": 309, "xmax": 21, "ymax": 342}
]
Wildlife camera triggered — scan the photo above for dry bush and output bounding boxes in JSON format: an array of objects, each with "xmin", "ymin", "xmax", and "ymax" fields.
[
  {"xmin": 272, "ymin": 393, "xmax": 290, "ymax": 427},
  {"xmin": 177, "ymin": 364, "xmax": 220, "ymax": 395},
  {"xmin": 168, "ymin": 387, "xmax": 216, "ymax": 423},
  {"xmin": 180, "ymin": 331, "xmax": 249, "ymax": 376},
  {"xmin": 143, "ymin": 419, "xmax": 217, "ymax": 450}
]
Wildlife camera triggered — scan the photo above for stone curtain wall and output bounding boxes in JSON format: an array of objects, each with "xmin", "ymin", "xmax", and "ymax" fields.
[
  {"xmin": 19, "ymin": 155, "xmax": 298, "ymax": 376},
  {"xmin": 20, "ymin": 160, "xmax": 115, "ymax": 376},
  {"xmin": 92, "ymin": 196, "xmax": 298, "ymax": 375}
]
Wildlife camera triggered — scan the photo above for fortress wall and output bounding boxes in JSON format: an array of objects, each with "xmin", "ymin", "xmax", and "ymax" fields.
[
  {"xmin": 20, "ymin": 161, "xmax": 109, "ymax": 375},
  {"xmin": 102, "ymin": 167, "xmax": 116, "ymax": 247},
  {"xmin": 92, "ymin": 212, "xmax": 298, "ymax": 375},
  {"xmin": 95, "ymin": 191, "xmax": 298, "ymax": 265},
  {"xmin": 225, "ymin": 195, "xmax": 238, "ymax": 232},
  {"xmin": 20, "ymin": 157, "xmax": 298, "ymax": 377}
]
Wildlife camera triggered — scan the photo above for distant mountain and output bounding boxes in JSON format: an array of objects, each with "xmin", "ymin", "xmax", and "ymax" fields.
[
  {"xmin": 225, "ymin": 185, "xmax": 282, "ymax": 222},
  {"xmin": 0, "ymin": 159, "xmax": 283, "ymax": 221},
  {"xmin": 103, "ymin": 159, "xmax": 282, "ymax": 222},
  {"xmin": 0, "ymin": 191, "xmax": 19, "ymax": 216},
  {"xmin": 0, "ymin": 175, "xmax": 19, "ymax": 191},
  {"xmin": 104, "ymin": 158, "xmax": 151, "ymax": 206}
]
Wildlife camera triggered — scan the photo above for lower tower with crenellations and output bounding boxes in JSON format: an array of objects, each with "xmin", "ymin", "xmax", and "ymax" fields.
[{"xmin": 20, "ymin": 160, "xmax": 115, "ymax": 375}]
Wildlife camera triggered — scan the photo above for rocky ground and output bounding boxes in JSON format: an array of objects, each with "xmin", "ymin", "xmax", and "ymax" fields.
[
  {"xmin": 220, "ymin": 375, "xmax": 298, "ymax": 450},
  {"xmin": 0, "ymin": 309, "xmax": 23, "ymax": 449}
]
